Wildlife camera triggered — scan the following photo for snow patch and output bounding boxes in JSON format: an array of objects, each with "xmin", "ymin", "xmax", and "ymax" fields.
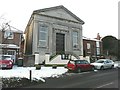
[{"xmin": 0, "ymin": 65, "xmax": 68, "ymax": 82}]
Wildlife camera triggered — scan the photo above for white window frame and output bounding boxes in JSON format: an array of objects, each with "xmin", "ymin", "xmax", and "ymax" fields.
[
  {"xmin": 87, "ymin": 43, "xmax": 91, "ymax": 49},
  {"xmin": 4, "ymin": 31, "xmax": 14, "ymax": 39},
  {"xmin": 7, "ymin": 50, "xmax": 16, "ymax": 55},
  {"xmin": 96, "ymin": 41, "xmax": 100, "ymax": 47},
  {"xmin": 96, "ymin": 47, "xmax": 100, "ymax": 55},
  {"xmin": 72, "ymin": 31, "xmax": 78, "ymax": 49},
  {"xmin": 38, "ymin": 25, "xmax": 48, "ymax": 48}
]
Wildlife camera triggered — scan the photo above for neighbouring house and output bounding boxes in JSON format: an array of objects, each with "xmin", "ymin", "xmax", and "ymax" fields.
[
  {"xmin": 24, "ymin": 5, "xmax": 84, "ymax": 66},
  {"xmin": 0, "ymin": 25, "xmax": 23, "ymax": 64},
  {"xmin": 83, "ymin": 35, "xmax": 103, "ymax": 63},
  {"xmin": 19, "ymin": 39, "xmax": 24, "ymax": 58}
]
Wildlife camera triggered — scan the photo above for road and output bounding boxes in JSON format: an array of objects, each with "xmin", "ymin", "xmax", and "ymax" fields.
[
  {"xmin": 0, "ymin": 77, "xmax": 2, "ymax": 90},
  {"xmin": 24, "ymin": 68, "xmax": 119, "ymax": 89}
]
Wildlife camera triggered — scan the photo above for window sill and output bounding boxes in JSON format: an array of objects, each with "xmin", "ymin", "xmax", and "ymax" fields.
[
  {"xmin": 37, "ymin": 46, "xmax": 48, "ymax": 49},
  {"xmin": 73, "ymin": 48, "xmax": 80, "ymax": 51}
]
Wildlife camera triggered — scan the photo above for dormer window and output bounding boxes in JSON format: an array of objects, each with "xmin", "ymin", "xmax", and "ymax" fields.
[{"xmin": 4, "ymin": 30, "xmax": 14, "ymax": 39}]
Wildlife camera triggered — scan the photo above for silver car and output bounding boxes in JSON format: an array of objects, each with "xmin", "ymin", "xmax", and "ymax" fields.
[{"xmin": 91, "ymin": 59, "xmax": 114, "ymax": 70}]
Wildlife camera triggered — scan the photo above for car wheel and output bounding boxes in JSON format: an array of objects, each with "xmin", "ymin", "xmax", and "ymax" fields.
[
  {"xmin": 77, "ymin": 68, "xmax": 81, "ymax": 73},
  {"xmin": 67, "ymin": 69, "xmax": 72, "ymax": 73},
  {"xmin": 9, "ymin": 66, "xmax": 13, "ymax": 69},
  {"xmin": 91, "ymin": 66, "xmax": 95, "ymax": 71},
  {"xmin": 100, "ymin": 66, "xmax": 104, "ymax": 70},
  {"xmin": 111, "ymin": 65, "xmax": 114, "ymax": 69}
]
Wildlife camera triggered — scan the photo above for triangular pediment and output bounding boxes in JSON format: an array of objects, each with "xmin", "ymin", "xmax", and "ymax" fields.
[{"xmin": 33, "ymin": 5, "xmax": 84, "ymax": 24}]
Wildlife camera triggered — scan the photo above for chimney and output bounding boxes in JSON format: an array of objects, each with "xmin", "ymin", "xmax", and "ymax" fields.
[{"xmin": 96, "ymin": 33, "xmax": 101, "ymax": 40}]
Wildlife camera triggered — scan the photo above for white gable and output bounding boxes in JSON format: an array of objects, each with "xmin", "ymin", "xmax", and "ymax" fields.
[{"xmin": 38, "ymin": 8, "xmax": 80, "ymax": 22}]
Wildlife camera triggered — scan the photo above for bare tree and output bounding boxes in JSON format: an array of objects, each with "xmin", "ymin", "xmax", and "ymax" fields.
[{"xmin": 0, "ymin": 15, "xmax": 11, "ymax": 31}]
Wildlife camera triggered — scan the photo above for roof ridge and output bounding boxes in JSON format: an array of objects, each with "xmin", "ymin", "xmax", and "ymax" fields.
[
  {"xmin": 33, "ymin": 5, "xmax": 84, "ymax": 24},
  {"xmin": 33, "ymin": 5, "xmax": 64, "ymax": 13}
]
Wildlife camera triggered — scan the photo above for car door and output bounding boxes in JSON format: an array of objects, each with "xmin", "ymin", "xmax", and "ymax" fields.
[
  {"xmin": 107, "ymin": 60, "xmax": 113, "ymax": 68},
  {"xmin": 77, "ymin": 60, "xmax": 86, "ymax": 71},
  {"xmin": 85, "ymin": 61, "xmax": 92, "ymax": 70},
  {"xmin": 103, "ymin": 60, "xmax": 108, "ymax": 69},
  {"xmin": 104, "ymin": 60, "xmax": 111, "ymax": 68}
]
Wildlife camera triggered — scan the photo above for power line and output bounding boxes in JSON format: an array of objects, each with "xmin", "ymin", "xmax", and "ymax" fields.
[{"xmin": 6, "ymin": 23, "xmax": 22, "ymax": 31}]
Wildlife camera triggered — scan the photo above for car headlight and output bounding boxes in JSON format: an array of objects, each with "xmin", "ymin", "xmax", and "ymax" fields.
[{"xmin": 9, "ymin": 62, "xmax": 12, "ymax": 65}]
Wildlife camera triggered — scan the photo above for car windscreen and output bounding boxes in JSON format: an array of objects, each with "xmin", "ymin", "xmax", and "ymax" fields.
[
  {"xmin": 95, "ymin": 60, "xmax": 104, "ymax": 63},
  {"xmin": 68, "ymin": 60, "xmax": 75, "ymax": 64},
  {"xmin": 75, "ymin": 60, "xmax": 89, "ymax": 64},
  {"xmin": 2, "ymin": 56, "xmax": 11, "ymax": 60}
]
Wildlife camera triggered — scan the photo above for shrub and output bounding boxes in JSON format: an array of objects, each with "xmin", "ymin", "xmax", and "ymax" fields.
[{"xmin": 2, "ymin": 77, "xmax": 44, "ymax": 88}]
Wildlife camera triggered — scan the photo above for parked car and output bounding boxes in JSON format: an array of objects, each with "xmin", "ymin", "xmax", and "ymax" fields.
[
  {"xmin": 114, "ymin": 61, "xmax": 120, "ymax": 68},
  {"xmin": 0, "ymin": 55, "xmax": 13, "ymax": 69},
  {"xmin": 67, "ymin": 60, "xmax": 95, "ymax": 73},
  {"xmin": 91, "ymin": 59, "xmax": 114, "ymax": 70},
  {"xmin": 3, "ymin": 55, "xmax": 14, "ymax": 63}
]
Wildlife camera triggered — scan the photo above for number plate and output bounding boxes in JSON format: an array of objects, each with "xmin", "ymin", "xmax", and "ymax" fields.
[{"xmin": 0, "ymin": 64, "xmax": 7, "ymax": 67}]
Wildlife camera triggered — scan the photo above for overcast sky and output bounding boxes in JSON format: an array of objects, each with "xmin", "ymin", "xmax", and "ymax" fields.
[{"xmin": 0, "ymin": 0, "xmax": 118, "ymax": 39}]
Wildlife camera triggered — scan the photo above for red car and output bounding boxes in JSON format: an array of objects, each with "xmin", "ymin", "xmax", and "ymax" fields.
[
  {"xmin": 0, "ymin": 55, "xmax": 13, "ymax": 69},
  {"xmin": 67, "ymin": 60, "xmax": 94, "ymax": 73}
]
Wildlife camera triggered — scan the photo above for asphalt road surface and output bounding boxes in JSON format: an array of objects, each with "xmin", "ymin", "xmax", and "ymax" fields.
[
  {"xmin": 0, "ymin": 77, "xmax": 2, "ymax": 90},
  {"xmin": 24, "ymin": 68, "xmax": 119, "ymax": 89}
]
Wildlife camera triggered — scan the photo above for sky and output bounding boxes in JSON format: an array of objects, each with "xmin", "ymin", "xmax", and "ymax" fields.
[{"xmin": 0, "ymin": 0, "xmax": 119, "ymax": 39}]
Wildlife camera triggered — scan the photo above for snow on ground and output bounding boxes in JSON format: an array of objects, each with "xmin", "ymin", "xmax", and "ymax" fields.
[
  {"xmin": 0, "ymin": 61, "xmax": 119, "ymax": 82},
  {"xmin": 0, "ymin": 65, "xmax": 68, "ymax": 82}
]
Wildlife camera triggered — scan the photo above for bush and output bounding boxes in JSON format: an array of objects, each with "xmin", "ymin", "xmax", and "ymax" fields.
[
  {"xmin": 2, "ymin": 77, "xmax": 44, "ymax": 88},
  {"xmin": 52, "ymin": 65, "xmax": 57, "ymax": 69},
  {"xmin": 35, "ymin": 64, "xmax": 41, "ymax": 70}
]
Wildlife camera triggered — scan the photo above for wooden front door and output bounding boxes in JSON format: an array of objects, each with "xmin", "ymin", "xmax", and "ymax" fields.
[{"xmin": 56, "ymin": 33, "xmax": 65, "ymax": 54}]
